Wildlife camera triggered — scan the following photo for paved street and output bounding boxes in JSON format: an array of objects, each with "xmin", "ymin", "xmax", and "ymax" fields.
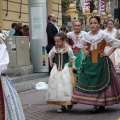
[{"xmin": 19, "ymin": 89, "xmax": 120, "ymax": 120}]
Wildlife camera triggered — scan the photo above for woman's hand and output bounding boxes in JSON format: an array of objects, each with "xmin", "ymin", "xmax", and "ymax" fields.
[
  {"xmin": 72, "ymin": 65, "xmax": 76, "ymax": 71},
  {"xmin": 99, "ymin": 50, "xmax": 109, "ymax": 57},
  {"xmin": 49, "ymin": 58, "xmax": 54, "ymax": 68},
  {"xmin": 50, "ymin": 61, "xmax": 54, "ymax": 67},
  {"xmin": 82, "ymin": 48, "xmax": 90, "ymax": 56}
]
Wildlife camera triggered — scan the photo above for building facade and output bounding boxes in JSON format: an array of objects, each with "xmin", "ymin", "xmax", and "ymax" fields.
[
  {"xmin": 0, "ymin": 0, "xmax": 29, "ymax": 30},
  {"xmin": 0, "ymin": 0, "xmax": 62, "ymax": 30}
]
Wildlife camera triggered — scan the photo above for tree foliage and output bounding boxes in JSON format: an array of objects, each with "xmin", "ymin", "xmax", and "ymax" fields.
[
  {"xmin": 76, "ymin": 0, "xmax": 81, "ymax": 12},
  {"xmin": 76, "ymin": 0, "xmax": 82, "ymax": 18},
  {"xmin": 90, "ymin": 0, "xmax": 95, "ymax": 13},
  {"xmin": 61, "ymin": 0, "xmax": 70, "ymax": 13}
]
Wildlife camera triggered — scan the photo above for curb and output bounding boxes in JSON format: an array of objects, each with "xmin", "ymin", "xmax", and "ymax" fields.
[
  {"xmin": 9, "ymin": 73, "xmax": 49, "ymax": 92},
  {"xmin": 10, "ymin": 73, "xmax": 49, "ymax": 84}
]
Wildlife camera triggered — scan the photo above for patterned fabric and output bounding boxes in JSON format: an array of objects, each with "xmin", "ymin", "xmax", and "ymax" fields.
[
  {"xmin": 76, "ymin": 55, "xmax": 112, "ymax": 94},
  {"xmin": 0, "ymin": 80, "xmax": 5, "ymax": 120},
  {"xmin": 72, "ymin": 60, "xmax": 120, "ymax": 106},
  {"xmin": 46, "ymin": 64, "xmax": 73, "ymax": 105},
  {"xmin": 80, "ymin": 30, "xmax": 120, "ymax": 49},
  {"xmin": 0, "ymin": 75, "xmax": 25, "ymax": 120},
  {"xmin": 72, "ymin": 29, "xmax": 120, "ymax": 106},
  {"xmin": 0, "ymin": 38, "xmax": 25, "ymax": 120}
]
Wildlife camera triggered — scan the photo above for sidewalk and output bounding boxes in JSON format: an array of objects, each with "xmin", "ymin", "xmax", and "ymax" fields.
[
  {"xmin": 19, "ymin": 89, "xmax": 120, "ymax": 120},
  {"xmin": 10, "ymin": 73, "xmax": 49, "ymax": 92}
]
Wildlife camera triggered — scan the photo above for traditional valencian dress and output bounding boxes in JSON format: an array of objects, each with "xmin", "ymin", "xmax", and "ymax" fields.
[
  {"xmin": 104, "ymin": 28, "xmax": 120, "ymax": 73},
  {"xmin": 46, "ymin": 45, "xmax": 75, "ymax": 105},
  {"xmin": 67, "ymin": 31, "xmax": 86, "ymax": 79},
  {"xmin": 72, "ymin": 30, "xmax": 120, "ymax": 106},
  {"xmin": 0, "ymin": 40, "xmax": 25, "ymax": 120}
]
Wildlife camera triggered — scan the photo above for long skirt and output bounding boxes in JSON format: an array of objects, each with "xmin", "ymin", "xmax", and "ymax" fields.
[
  {"xmin": 46, "ymin": 64, "xmax": 73, "ymax": 105},
  {"xmin": 0, "ymin": 75, "xmax": 25, "ymax": 120},
  {"xmin": 72, "ymin": 55, "xmax": 120, "ymax": 106},
  {"xmin": 69, "ymin": 48, "xmax": 85, "ymax": 80}
]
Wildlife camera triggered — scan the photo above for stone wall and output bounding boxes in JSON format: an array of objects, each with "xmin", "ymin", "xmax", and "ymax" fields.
[{"xmin": 0, "ymin": 0, "xmax": 29, "ymax": 30}]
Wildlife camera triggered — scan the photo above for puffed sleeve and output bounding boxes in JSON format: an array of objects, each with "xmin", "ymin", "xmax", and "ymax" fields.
[
  {"xmin": 66, "ymin": 32, "xmax": 72, "ymax": 39},
  {"xmin": 68, "ymin": 47, "xmax": 76, "ymax": 61},
  {"xmin": 0, "ymin": 43, "xmax": 9, "ymax": 75},
  {"xmin": 104, "ymin": 33, "xmax": 120, "ymax": 48},
  {"xmin": 48, "ymin": 47, "xmax": 55, "ymax": 59}
]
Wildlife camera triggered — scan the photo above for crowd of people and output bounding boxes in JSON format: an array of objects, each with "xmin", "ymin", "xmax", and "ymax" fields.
[
  {"xmin": 46, "ymin": 14, "xmax": 120, "ymax": 114},
  {"xmin": 0, "ymin": 22, "xmax": 30, "ymax": 43}
]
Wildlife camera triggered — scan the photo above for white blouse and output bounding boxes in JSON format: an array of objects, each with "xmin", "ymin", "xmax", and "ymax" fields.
[
  {"xmin": 48, "ymin": 46, "xmax": 75, "ymax": 61},
  {"xmin": 104, "ymin": 28, "xmax": 117, "ymax": 38},
  {"xmin": 0, "ymin": 41, "xmax": 9, "ymax": 75},
  {"xmin": 67, "ymin": 31, "xmax": 86, "ymax": 48},
  {"xmin": 80, "ymin": 29, "xmax": 120, "ymax": 50}
]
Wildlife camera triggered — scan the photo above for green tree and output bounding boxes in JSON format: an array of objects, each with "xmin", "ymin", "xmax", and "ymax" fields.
[
  {"xmin": 61, "ymin": 0, "xmax": 70, "ymax": 13},
  {"xmin": 76, "ymin": 0, "xmax": 82, "ymax": 18}
]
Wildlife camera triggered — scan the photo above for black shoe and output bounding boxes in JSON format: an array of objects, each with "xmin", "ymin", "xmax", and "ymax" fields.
[
  {"xmin": 91, "ymin": 108, "xmax": 99, "ymax": 114},
  {"xmin": 99, "ymin": 106, "xmax": 105, "ymax": 110},
  {"xmin": 67, "ymin": 105, "xmax": 73, "ymax": 110},
  {"xmin": 57, "ymin": 106, "xmax": 66, "ymax": 113}
]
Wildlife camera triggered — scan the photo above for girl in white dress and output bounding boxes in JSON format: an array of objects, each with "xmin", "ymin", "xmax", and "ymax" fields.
[
  {"xmin": 46, "ymin": 32, "xmax": 76, "ymax": 113},
  {"xmin": 104, "ymin": 19, "xmax": 120, "ymax": 69}
]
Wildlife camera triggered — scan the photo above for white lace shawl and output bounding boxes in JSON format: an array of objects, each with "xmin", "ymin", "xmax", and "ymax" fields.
[
  {"xmin": 0, "ymin": 41, "xmax": 9, "ymax": 75},
  {"xmin": 104, "ymin": 28, "xmax": 117, "ymax": 38},
  {"xmin": 48, "ymin": 46, "xmax": 75, "ymax": 61},
  {"xmin": 67, "ymin": 31, "xmax": 86, "ymax": 48},
  {"xmin": 79, "ymin": 29, "xmax": 120, "ymax": 50}
]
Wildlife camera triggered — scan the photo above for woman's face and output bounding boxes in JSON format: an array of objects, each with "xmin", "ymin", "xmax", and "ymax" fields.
[
  {"xmin": 73, "ymin": 22, "xmax": 82, "ymax": 33},
  {"xmin": 89, "ymin": 18, "xmax": 100, "ymax": 32},
  {"xmin": 106, "ymin": 21, "xmax": 114, "ymax": 30}
]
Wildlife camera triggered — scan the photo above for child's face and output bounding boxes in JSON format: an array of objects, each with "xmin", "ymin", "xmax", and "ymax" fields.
[
  {"xmin": 106, "ymin": 21, "xmax": 114, "ymax": 30},
  {"xmin": 54, "ymin": 36, "xmax": 65, "ymax": 48},
  {"xmin": 89, "ymin": 18, "xmax": 100, "ymax": 32},
  {"xmin": 73, "ymin": 22, "xmax": 82, "ymax": 33}
]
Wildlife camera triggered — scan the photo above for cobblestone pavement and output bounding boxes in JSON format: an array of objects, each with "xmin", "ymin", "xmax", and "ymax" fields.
[{"xmin": 19, "ymin": 89, "xmax": 120, "ymax": 120}]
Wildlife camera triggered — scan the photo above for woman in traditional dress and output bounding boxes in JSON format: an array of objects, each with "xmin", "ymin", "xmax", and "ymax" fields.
[
  {"xmin": 72, "ymin": 16, "xmax": 120, "ymax": 113},
  {"xmin": 0, "ymin": 39, "xmax": 25, "ymax": 119},
  {"xmin": 46, "ymin": 33, "xmax": 76, "ymax": 113},
  {"xmin": 67, "ymin": 20, "xmax": 86, "ymax": 80},
  {"xmin": 104, "ymin": 19, "xmax": 120, "ymax": 73}
]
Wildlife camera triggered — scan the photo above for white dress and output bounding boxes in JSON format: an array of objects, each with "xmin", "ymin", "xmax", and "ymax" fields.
[
  {"xmin": 104, "ymin": 28, "xmax": 120, "ymax": 72},
  {"xmin": 0, "ymin": 40, "xmax": 25, "ymax": 120},
  {"xmin": 46, "ymin": 46, "xmax": 75, "ymax": 105}
]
